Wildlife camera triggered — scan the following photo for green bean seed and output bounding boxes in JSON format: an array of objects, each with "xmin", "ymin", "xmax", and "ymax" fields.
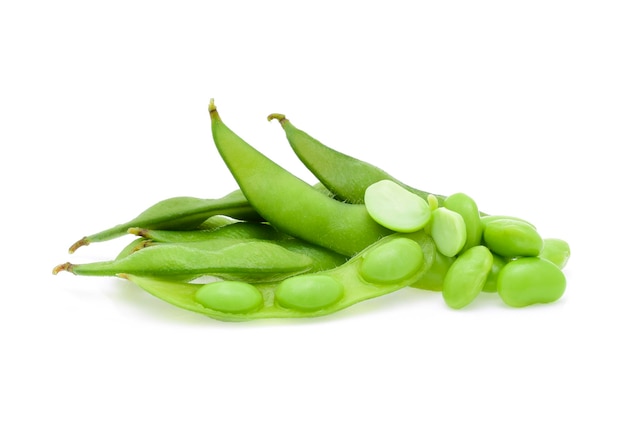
[
  {"xmin": 430, "ymin": 207, "xmax": 467, "ymax": 257},
  {"xmin": 483, "ymin": 218, "xmax": 543, "ymax": 257},
  {"xmin": 128, "ymin": 221, "xmax": 288, "ymax": 244},
  {"xmin": 442, "ymin": 245, "xmax": 493, "ymax": 309},
  {"xmin": 497, "ymin": 257, "xmax": 566, "ymax": 307},
  {"xmin": 275, "ymin": 275, "xmax": 344, "ymax": 311},
  {"xmin": 444, "ymin": 192, "xmax": 482, "ymax": 252},
  {"xmin": 411, "ymin": 250, "xmax": 455, "ymax": 291},
  {"xmin": 359, "ymin": 237, "xmax": 424, "ymax": 284},
  {"xmin": 482, "ymin": 254, "xmax": 507, "ymax": 293},
  {"xmin": 539, "ymin": 238, "xmax": 571, "ymax": 269},
  {"xmin": 195, "ymin": 281, "xmax": 264, "ymax": 313},
  {"xmin": 364, "ymin": 180, "xmax": 431, "ymax": 233},
  {"xmin": 480, "ymin": 215, "xmax": 536, "ymax": 229}
]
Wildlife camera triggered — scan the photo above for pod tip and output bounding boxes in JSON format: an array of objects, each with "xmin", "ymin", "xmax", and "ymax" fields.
[
  {"xmin": 208, "ymin": 98, "xmax": 216, "ymax": 113},
  {"xmin": 52, "ymin": 262, "xmax": 74, "ymax": 275},
  {"xmin": 267, "ymin": 113, "xmax": 287, "ymax": 124},
  {"xmin": 68, "ymin": 237, "xmax": 89, "ymax": 254}
]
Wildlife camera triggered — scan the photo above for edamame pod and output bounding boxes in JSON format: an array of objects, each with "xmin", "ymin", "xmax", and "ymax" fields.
[
  {"xmin": 211, "ymin": 100, "xmax": 392, "ymax": 256},
  {"xmin": 268, "ymin": 113, "xmax": 446, "ymax": 205},
  {"xmin": 129, "ymin": 221, "xmax": 288, "ymax": 243},
  {"xmin": 139, "ymin": 237, "xmax": 348, "ymax": 274},
  {"xmin": 53, "ymin": 240, "xmax": 315, "ymax": 282},
  {"xmin": 123, "ymin": 231, "xmax": 435, "ymax": 321},
  {"xmin": 68, "ymin": 189, "xmax": 262, "ymax": 253}
]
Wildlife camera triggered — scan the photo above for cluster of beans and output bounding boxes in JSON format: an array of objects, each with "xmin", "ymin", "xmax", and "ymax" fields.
[{"xmin": 53, "ymin": 100, "xmax": 569, "ymax": 321}]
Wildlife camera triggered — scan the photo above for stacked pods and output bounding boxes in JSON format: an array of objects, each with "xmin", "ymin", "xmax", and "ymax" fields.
[{"xmin": 53, "ymin": 100, "xmax": 570, "ymax": 321}]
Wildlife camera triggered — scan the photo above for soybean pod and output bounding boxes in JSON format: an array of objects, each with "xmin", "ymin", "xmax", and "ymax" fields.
[
  {"xmin": 68, "ymin": 189, "xmax": 262, "ymax": 253},
  {"xmin": 123, "ymin": 231, "xmax": 435, "ymax": 321},
  {"xmin": 268, "ymin": 113, "xmax": 446, "ymax": 205},
  {"xmin": 53, "ymin": 240, "xmax": 316, "ymax": 283},
  {"xmin": 210, "ymin": 100, "xmax": 392, "ymax": 257}
]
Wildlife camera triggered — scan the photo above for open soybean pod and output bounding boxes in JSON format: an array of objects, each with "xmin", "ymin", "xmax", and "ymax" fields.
[{"xmin": 124, "ymin": 231, "xmax": 435, "ymax": 321}]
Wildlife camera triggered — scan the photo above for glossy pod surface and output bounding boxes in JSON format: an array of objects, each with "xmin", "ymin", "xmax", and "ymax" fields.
[{"xmin": 125, "ymin": 231, "xmax": 435, "ymax": 321}]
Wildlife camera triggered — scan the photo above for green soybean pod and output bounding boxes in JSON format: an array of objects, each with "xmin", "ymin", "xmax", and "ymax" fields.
[
  {"xmin": 267, "ymin": 113, "xmax": 446, "ymax": 205},
  {"xmin": 128, "ymin": 221, "xmax": 288, "ymax": 244},
  {"xmin": 539, "ymin": 238, "xmax": 571, "ymax": 269},
  {"xmin": 210, "ymin": 100, "xmax": 392, "ymax": 257},
  {"xmin": 497, "ymin": 257, "xmax": 566, "ymax": 307},
  {"xmin": 444, "ymin": 192, "xmax": 482, "ymax": 252},
  {"xmin": 483, "ymin": 218, "xmax": 543, "ymax": 258},
  {"xmin": 430, "ymin": 207, "xmax": 467, "ymax": 257},
  {"xmin": 123, "ymin": 231, "xmax": 435, "ymax": 321},
  {"xmin": 442, "ymin": 245, "xmax": 493, "ymax": 309},
  {"xmin": 53, "ymin": 240, "xmax": 315, "ymax": 282},
  {"xmin": 68, "ymin": 189, "xmax": 263, "ymax": 253}
]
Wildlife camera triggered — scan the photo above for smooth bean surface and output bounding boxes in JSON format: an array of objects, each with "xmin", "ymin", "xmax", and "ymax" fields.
[
  {"xmin": 442, "ymin": 245, "xmax": 493, "ymax": 309},
  {"xmin": 444, "ymin": 192, "xmax": 482, "ymax": 252},
  {"xmin": 195, "ymin": 281, "xmax": 264, "ymax": 313},
  {"xmin": 497, "ymin": 257, "xmax": 566, "ymax": 307},
  {"xmin": 430, "ymin": 207, "xmax": 467, "ymax": 257},
  {"xmin": 364, "ymin": 180, "xmax": 431, "ymax": 233},
  {"xmin": 483, "ymin": 218, "xmax": 543, "ymax": 257},
  {"xmin": 539, "ymin": 238, "xmax": 571, "ymax": 269}
]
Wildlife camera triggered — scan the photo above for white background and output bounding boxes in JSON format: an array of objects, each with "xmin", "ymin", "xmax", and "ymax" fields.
[{"xmin": 2, "ymin": 1, "xmax": 625, "ymax": 425}]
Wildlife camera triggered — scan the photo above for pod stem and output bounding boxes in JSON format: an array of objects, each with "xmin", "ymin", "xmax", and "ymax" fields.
[
  {"xmin": 267, "ymin": 113, "xmax": 288, "ymax": 126},
  {"xmin": 52, "ymin": 262, "xmax": 75, "ymax": 275},
  {"xmin": 127, "ymin": 227, "xmax": 148, "ymax": 237},
  {"xmin": 68, "ymin": 237, "xmax": 89, "ymax": 254},
  {"xmin": 208, "ymin": 98, "xmax": 219, "ymax": 119}
]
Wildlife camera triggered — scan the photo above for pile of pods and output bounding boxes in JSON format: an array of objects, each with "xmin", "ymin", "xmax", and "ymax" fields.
[{"xmin": 53, "ymin": 100, "xmax": 570, "ymax": 321}]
